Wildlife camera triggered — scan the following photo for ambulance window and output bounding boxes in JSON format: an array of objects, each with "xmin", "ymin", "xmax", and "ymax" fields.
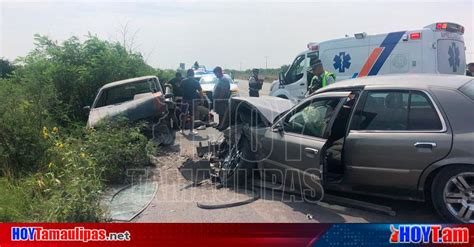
[{"xmin": 285, "ymin": 55, "xmax": 306, "ymax": 84}]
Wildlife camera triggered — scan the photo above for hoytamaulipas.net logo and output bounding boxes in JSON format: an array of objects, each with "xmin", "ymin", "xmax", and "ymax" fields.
[
  {"xmin": 11, "ymin": 226, "xmax": 131, "ymax": 242},
  {"xmin": 390, "ymin": 224, "xmax": 469, "ymax": 244}
]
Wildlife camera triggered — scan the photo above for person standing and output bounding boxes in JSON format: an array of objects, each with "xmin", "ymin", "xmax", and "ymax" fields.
[
  {"xmin": 180, "ymin": 69, "xmax": 203, "ymax": 135},
  {"xmin": 248, "ymin": 68, "xmax": 263, "ymax": 97},
  {"xmin": 308, "ymin": 59, "xmax": 335, "ymax": 94},
  {"xmin": 466, "ymin": 63, "xmax": 474, "ymax": 77},
  {"xmin": 165, "ymin": 72, "xmax": 183, "ymax": 98},
  {"xmin": 212, "ymin": 66, "xmax": 231, "ymax": 129}
]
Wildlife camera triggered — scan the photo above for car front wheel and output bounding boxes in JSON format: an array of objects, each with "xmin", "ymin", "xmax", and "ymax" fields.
[
  {"xmin": 151, "ymin": 123, "xmax": 176, "ymax": 146},
  {"xmin": 432, "ymin": 165, "xmax": 474, "ymax": 223}
]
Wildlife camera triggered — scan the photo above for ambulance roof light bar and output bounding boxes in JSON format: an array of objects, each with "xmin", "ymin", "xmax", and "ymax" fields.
[
  {"xmin": 354, "ymin": 32, "xmax": 367, "ymax": 39},
  {"xmin": 430, "ymin": 22, "xmax": 465, "ymax": 34}
]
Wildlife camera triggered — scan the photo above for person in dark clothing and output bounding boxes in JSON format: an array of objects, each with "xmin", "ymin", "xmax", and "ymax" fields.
[
  {"xmin": 180, "ymin": 69, "xmax": 203, "ymax": 135},
  {"xmin": 248, "ymin": 68, "xmax": 263, "ymax": 97},
  {"xmin": 466, "ymin": 63, "xmax": 474, "ymax": 77},
  {"xmin": 212, "ymin": 66, "xmax": 231, "ymax": 129},
  {"xmin": 166, "ymin": 72, "xmax": 183, "ymax": 98}
]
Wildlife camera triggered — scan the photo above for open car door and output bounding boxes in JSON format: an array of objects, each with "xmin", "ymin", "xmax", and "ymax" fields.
[{"xmin": 259, "ymin": 91, "xmax": 352, "ymax": 201}]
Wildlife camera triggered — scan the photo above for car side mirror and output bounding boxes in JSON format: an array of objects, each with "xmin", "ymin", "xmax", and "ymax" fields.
[
  {"xmin": 83, "ymin": 106, "xmax": 91, "ymax": 116},
  {"xmin": 164, "ymin": 93, "xmax": 174, "ymax": 99},
  {"xmin": 279, "ymin": 72, "xmax": 285, "ymax": 85},
  {"xmin": 272, "ymin": 122, "xmax": 284, "ymax": 133}
]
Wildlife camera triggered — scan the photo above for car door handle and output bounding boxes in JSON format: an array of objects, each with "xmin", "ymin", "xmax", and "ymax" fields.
[
  {"xmin": 300, "ymin": 83, "xmax": 305, "ymax": 86},
  {"xmin": 414, "ymin": 142, "xmax": 437, "ymax": 149},
  {"xmin": 304, "ymin": 147, "xmax": 319, "ymax": 154}
]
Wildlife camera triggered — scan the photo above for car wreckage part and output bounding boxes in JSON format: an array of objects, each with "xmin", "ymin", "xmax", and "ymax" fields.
[
  {"xmin": 217, "ymin": 125, "xmax": 256, "ymax": 187},
  {"xmin": 432, "ymin": 165, "xmax": 474, "ymax": 223},
  {"xmin": 192, "ymin": 129, "xmax": 396, "ymax": 216},
  {"xmin": 196, "ymin": 187, "xmax": 260, "ymax": 210}
]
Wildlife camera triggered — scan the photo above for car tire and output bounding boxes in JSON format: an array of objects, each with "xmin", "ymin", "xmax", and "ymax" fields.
[
  {"xmin": 219, "ymin": 136, "xmax": 256, "ymax": 187},
  {"xmin": 152, "ymin": 123, "xmax": 176, "ymax": 146},
  {"xmin": 432, "ymin": 165, "xmax": 474, "ymax": 223}
]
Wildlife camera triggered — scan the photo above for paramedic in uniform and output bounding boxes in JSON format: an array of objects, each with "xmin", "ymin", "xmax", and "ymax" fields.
[
  {"xmin": 308, "ymin": 59, "xmax": 335, "ymax": 94},
  {"xmin": 248, "ymin": 68, "xmax": 263, "ymax": 97}
]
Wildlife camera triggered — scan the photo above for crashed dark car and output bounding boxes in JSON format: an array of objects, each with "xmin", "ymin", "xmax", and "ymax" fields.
[
  {"xmin": 215, "ymin": 74, "xmax": 474, "ymax": 223},
  {"xmin": 86, "ymin": 76, "xmax": 177, "ymax": 145}
]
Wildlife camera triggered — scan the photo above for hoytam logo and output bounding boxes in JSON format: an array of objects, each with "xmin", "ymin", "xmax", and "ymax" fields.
[
  {"xmin": 11, "ymin": 227, "xmax": 131, "ymax": 242},
  {"xmin": 390, "ymin": 225, "xmax": 469, "ymax": 244}
]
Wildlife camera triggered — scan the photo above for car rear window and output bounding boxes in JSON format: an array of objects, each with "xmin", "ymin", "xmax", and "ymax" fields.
[
  {"xmin": 459, "ymin": 80, "xmax": 474, "ymax": 100},
  {"xmin": 95, "ymin": 80, "xmax": 159, "ymax": 108}
]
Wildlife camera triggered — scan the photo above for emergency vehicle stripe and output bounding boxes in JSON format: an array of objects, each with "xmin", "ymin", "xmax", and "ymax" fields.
[
  {"xmin": 368, "ymin": 31, "xmax": 406, "ymax": 76},
  {"xmin": 358, "ymin": 47, "xmax": 383, "ymax": 77}
]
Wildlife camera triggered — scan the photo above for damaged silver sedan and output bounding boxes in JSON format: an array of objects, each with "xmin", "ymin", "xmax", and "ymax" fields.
[{"xmin": 208, "ymin": 74, "xmax": 474, "ymax": 223}]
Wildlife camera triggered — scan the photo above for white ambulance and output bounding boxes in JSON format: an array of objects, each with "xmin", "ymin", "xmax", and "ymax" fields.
[{"xmin": 270, "ymin": 22, "xmax": 467, "ymax": 99}]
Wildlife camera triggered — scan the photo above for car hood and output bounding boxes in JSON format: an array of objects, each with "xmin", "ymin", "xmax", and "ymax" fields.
[
  {"xmin": 87, "ymin": 92, "xmax": 166, "ymax": 127},
  {"xmin": 230, "ymin": 96, "xmax": 294, "ymax": 125}
]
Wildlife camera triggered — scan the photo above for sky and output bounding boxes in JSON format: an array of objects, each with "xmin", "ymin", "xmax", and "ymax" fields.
[{"xmin": 1, "ymin": 0, "xmax": 473, "ymax": 70}]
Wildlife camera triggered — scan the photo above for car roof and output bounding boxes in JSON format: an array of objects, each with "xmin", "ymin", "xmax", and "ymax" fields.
[
  {"xmin": 100, "ymin": 76, "xmax": 158, "ymax": 90},
  {"xmin": 318, "ymin": 74, "xmax": 472, "ymax": 93}
]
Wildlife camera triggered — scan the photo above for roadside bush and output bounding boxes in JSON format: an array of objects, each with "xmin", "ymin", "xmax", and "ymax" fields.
[
  {"xmin": 82, "ymin": 119, "xmax": 150, "ymax": 184},
  {"xmin": 0, "ymin": 33, "xmax": 156, "ymax": 222},
  {"xmin": 0, "ymin": 78, "xmax": 55, "ymax": 176},
  {"xmin": 156, "ymin": 69, "xmax": 175, "ymax": 84},
  {"xmin": 15, "ymin": 34, "xmax": 157, "ymax": 123},
  {"xmin": 0, "ymin": 178, "xmax": 33, "ymax": 222},
  {"xmin": 0, "ymin": 121, "xmax": 150, "ymax": 222}
]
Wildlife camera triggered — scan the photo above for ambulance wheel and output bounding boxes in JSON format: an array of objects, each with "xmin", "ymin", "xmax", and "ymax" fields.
[{"xmin": 432, "ymin": 165, "xmax": 474, "ymax": 223}]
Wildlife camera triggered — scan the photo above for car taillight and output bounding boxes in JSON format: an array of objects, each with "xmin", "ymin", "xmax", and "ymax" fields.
[{"xmin": 410, "ymin": 32, "xmax": 421, "ymax": 40}]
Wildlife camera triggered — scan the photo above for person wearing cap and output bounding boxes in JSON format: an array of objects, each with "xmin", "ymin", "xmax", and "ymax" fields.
[
  {"xmin": 212, "ymin": 66, "xmax": 231, "ymax": 129},
  {"xmin": 248, "ymin": 68, "xmax": 263, "ymax": 97},
  {"xmin": 308, "ymin": 59, "xmax": 335, "ymax": 94},
  {"xmin": 466, "ymin": 63, "xmax": 474, "ymax": 77}
]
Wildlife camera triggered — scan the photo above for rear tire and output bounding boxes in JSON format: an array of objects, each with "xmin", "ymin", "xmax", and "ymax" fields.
[
  {"xmin": 432, "ymin": 165, "xmax": 474, "ymax": 223},
  {"xmin": 151, "ymin": 123, "xmax": 176, "ymax": 146}
]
